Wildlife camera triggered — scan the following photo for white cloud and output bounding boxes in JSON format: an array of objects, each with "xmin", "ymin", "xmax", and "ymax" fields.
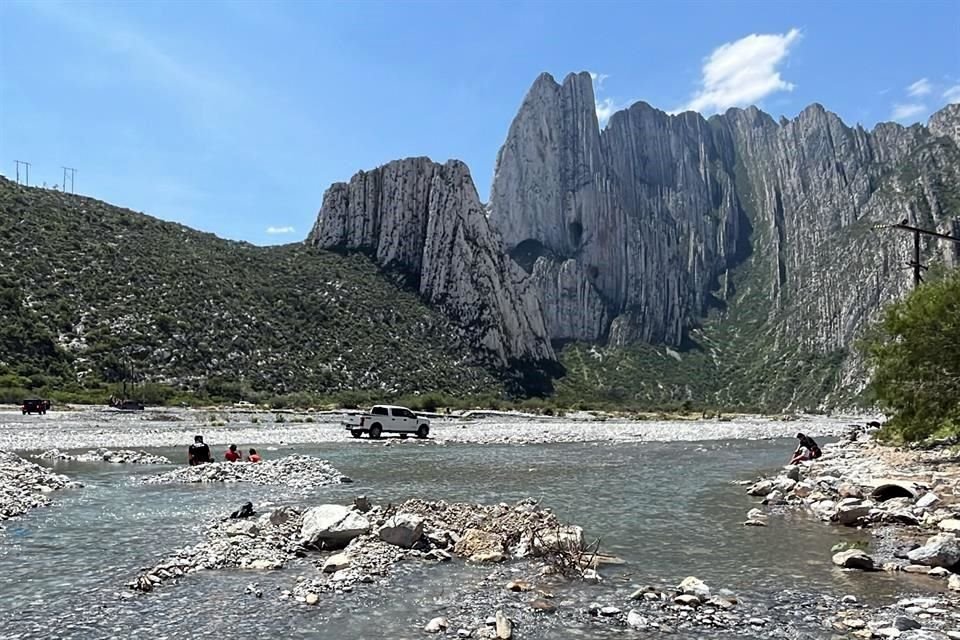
[
  {"xmin": 907, "ymin": 78, "xmax": 932, "ymax": 97},
  {"xmin": 589, "ymin": 72, "xmax": 620, "ymax": 127},
  {"xmin": 266, "ymin": 225, "xmax": 296, "ymax": 235},
  {"xmin": 595, "ymin": 97, "xmax": 619, "ymax": 127},
  {"xmin": 891, "ymin": 103, "xmax": 927, "ymax": 121},
  {"xmin": 944, "ymin": 85, "xmax": 960, "ymax": 103},
  {"xmin": 589, "ymin": 72, "xmax": 609, "ymax": 89},
  {"xmin": 679, "ymin": 28, "xmax": 802, "ymax": 114}
]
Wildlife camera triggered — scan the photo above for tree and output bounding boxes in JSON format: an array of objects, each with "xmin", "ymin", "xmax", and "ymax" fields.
[{"xmin": 862, "ymin": 271, "xmax": 960, "ymax": 441}]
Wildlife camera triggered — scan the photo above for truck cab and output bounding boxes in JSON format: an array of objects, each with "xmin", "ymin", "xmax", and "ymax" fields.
[{"xmin": 344, "ymin": 405, "xmax": 430, "ymax": 439}]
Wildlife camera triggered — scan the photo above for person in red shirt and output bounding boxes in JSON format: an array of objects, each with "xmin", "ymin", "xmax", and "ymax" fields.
[
  {"xmin": 247, "ymin": 448, "xmax": 262, "ymax": 463},
  {"xmin": 224, "ymin": 444, "xmax": 241, "ymax": 462}
]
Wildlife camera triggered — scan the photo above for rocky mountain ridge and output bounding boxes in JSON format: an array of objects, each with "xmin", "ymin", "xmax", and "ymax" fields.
[
  {"xmin": 311, "ymin": 72, "xmax": 959, "ymax": 407},
  {"xmin": 307, "ymin": 157, "xmax": 559, "ymax": 392},
  {"xmin": 490, "ymin": 72, "xmax": 960, "ymax": 358}
]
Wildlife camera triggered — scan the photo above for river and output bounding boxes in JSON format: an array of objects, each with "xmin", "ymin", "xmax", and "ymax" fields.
[{"xmin": 0, "ymin": 422, "xmax": 939, "ymax": 639}]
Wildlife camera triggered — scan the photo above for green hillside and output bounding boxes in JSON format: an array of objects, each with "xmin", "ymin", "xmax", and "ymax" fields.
[{"xmin": 0, "ymin": 177, "xmax": 500, "ymax": 405}]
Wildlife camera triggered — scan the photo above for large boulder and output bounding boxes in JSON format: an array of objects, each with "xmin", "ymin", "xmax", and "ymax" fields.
[
  {"xmin": 453, "ymin": 529, "xmax": 506, "ymax": 558},
  {"xmin": 377, "ymin": 513, "xmax": 424, "ymax": 548},
  {"xmin": 299, "ymin": 505, "xmax": 370, "ymax": 549},
  {"xmin": 746, "ymin": 480, "xmax": 774, "ymax": 496},
  {"xmin": 870, "ymin": 481, "xmax": 919, "ymax": 502},
  {"xmin": 832, "ymin": 499, "xmax": 872, "ymax": 526},
  {"xmin": 832, "ymin": 549, "xmax": 875, "ymax": 571},
  {"xmin": 906, "ymin": 533, "xmax": 960, "ymax": 568},
  {"xmin": 773, "ymin": 477, "xmax": 797, "ymax": 494}
]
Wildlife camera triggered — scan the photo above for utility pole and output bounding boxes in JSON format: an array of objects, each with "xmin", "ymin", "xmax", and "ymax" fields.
[
  {"xmin": 874, "ymin": 219, "xmax": 960, "ymax": 287},
  {"xmin": 14, "ymin": 160, "xmax": 31, "ymax": 186},
  {"xmin": 62, "ymin": 166, "xmax": 77, "ymax": 193}
]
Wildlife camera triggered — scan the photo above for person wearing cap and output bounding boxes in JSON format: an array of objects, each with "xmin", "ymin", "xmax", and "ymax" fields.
[{"xmin": 188, "ymin": 435, "xmax": 212, "ymax": 466}]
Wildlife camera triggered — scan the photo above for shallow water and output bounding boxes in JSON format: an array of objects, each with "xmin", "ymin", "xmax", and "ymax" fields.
[{"xmin": 0, "ymin": 437, "xmax": 941, "ymax": 639}]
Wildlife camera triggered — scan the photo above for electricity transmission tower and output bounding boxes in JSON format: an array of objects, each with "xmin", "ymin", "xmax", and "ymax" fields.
[
  {"xmin": 14, "ymin": 160, "xmax": 31, "ymax": 186},
  {"xmin": 62, "ymin": 167, "xmax": 77, "ymax": 193}
]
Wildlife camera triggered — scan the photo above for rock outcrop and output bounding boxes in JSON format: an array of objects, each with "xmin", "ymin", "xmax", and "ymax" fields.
[
  {"xmin": 307, "ymin": 73, "xmax": 958, "ymax": 401},
  {"xmin": 308, "ymin": 158, "xmax": 557, "ymax": 388},
  {"xmin": 488, "ymin": 71, "xmax": 960, "ymax": 366}
]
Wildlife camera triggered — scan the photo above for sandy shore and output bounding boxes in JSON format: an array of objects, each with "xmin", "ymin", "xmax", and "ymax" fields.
[{"xmin": 0, "ymin": 405, "xmax": 861, "ymax": 451}]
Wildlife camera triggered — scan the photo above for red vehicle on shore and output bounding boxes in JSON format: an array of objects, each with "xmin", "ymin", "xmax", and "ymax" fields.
[{"xmin": 22, "ymin": 399, "xmax": 51, "ymax": 415}]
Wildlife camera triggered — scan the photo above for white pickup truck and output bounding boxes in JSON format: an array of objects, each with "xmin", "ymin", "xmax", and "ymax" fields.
[{"xmin": 343, "ymin": 405, "xmax": 430, "ymax": 439}]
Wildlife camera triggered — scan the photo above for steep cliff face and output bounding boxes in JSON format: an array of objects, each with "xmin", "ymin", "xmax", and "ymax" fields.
[
  {"xmin": 308, "ymin": 158, "xmax": 557, "ymax": 389},
  {"xmin": 489, "ymin": 72, "xmax": 960, "ymax": 376},
  {"xmin": 490, "ymin": 72, "xmax": 744, "ymax": 347}
]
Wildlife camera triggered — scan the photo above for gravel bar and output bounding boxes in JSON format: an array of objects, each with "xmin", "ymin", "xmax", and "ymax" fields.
[{"xmin": 0, "ymin": 406, "xmax": 863, "ymax": 452}]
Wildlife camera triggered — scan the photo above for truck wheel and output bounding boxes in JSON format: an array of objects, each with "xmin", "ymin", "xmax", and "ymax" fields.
[
  {"xmin": 369, "ymin": 424, "xmax": 382, "ymax": 439},
  {"xmin": 417, "ymin": 424, "xmax": 429, "ymax": 439},
  {"xmin": 351, "ymin": 430, "xmax": 362, "ymax": 439}
]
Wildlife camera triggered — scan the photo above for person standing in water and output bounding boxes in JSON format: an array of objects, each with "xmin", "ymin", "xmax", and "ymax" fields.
[
  {"xmin": 224, "ymin": 444, "xmax": 241, "ymax": 462},
  {"xmin": 188, "ymin": 435, "xmax": 212, "ymax": 466},
  {"xmin": 247, "ymin": 448, "xmax": 262, "ymax": 463}
]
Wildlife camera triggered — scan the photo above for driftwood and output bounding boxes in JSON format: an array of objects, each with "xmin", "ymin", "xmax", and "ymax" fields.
[{"xmin": 531, "ymin": 525, "xmax": 602, "ymax": 579}]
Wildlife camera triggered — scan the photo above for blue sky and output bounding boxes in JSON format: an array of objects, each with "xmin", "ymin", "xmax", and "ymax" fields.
[{"xmin": 1, "ymin": 1, "xmax": 958, "ymax": 245}]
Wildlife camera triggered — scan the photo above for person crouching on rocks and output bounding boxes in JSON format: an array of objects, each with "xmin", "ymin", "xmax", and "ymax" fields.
[
  {"xmin": 224, "ymin": 444, "xmax": 241, "ymax": 462},
  {"xmin": 188, "ymin": 435, "xmax": 212, "ymax": 466},
  {"xmin": 247, "ymin": 448, "xmax": 262, "ymax": 463},
  {"xmin": 790, "ymin": 432, "xmax": 822, "ymax": 465}
]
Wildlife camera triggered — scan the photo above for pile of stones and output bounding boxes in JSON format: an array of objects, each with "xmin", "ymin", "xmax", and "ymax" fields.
[
  {"xmin": 36, "ymin": 448, "xmax": 171, "ymax": 464},
  {"xmin": 130, "ymin": 496, "xmax": 588, "ymax": 604},
  {"xmin": 0, "ymin": 449, "xmax": 81, "ymax": 528},
  {"xmin": 141, "ymin": 455, "xmax": 350, "ymax": 488}
]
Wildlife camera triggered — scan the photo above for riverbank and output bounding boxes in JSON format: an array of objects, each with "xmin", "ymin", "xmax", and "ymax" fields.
[
  {"xmin": 742, "ymin": 425, "xmax": 960, "ymax": 637},
  {"xmin": 0, "ymin": 405, "xmax": 858, "ymax": 451}
]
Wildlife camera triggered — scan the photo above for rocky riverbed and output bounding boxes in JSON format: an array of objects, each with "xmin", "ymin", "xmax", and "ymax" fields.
[
  {"xmin": 35, "ymin": 448, "xmax": 171, "ymax": 464},
  {"xmin": 741, "ymin": 424, "xmax": 960, "ymax": 637},
  {"xmin": 0, "ymin": 405, "xmax": 855, "ymax": 451},
  {"xmin": 0, "ymin": 449, "xmax": 80, "ymax": 528},
  {"xmin": 4, "ymin": 413, "xmax": 959, "ymax": 639}
]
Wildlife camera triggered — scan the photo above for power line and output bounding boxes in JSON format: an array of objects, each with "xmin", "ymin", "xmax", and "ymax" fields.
[
  {"xmin": 874, "ymin": 219, "xmax": 960, "ymax": 287},
  {"xmin": 62, "ymin": 166, "xmax": 77, "ymax": 193},
  {"xmin": 14, "ymin": 160, "xmax": 31, "ymax": 186}
]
